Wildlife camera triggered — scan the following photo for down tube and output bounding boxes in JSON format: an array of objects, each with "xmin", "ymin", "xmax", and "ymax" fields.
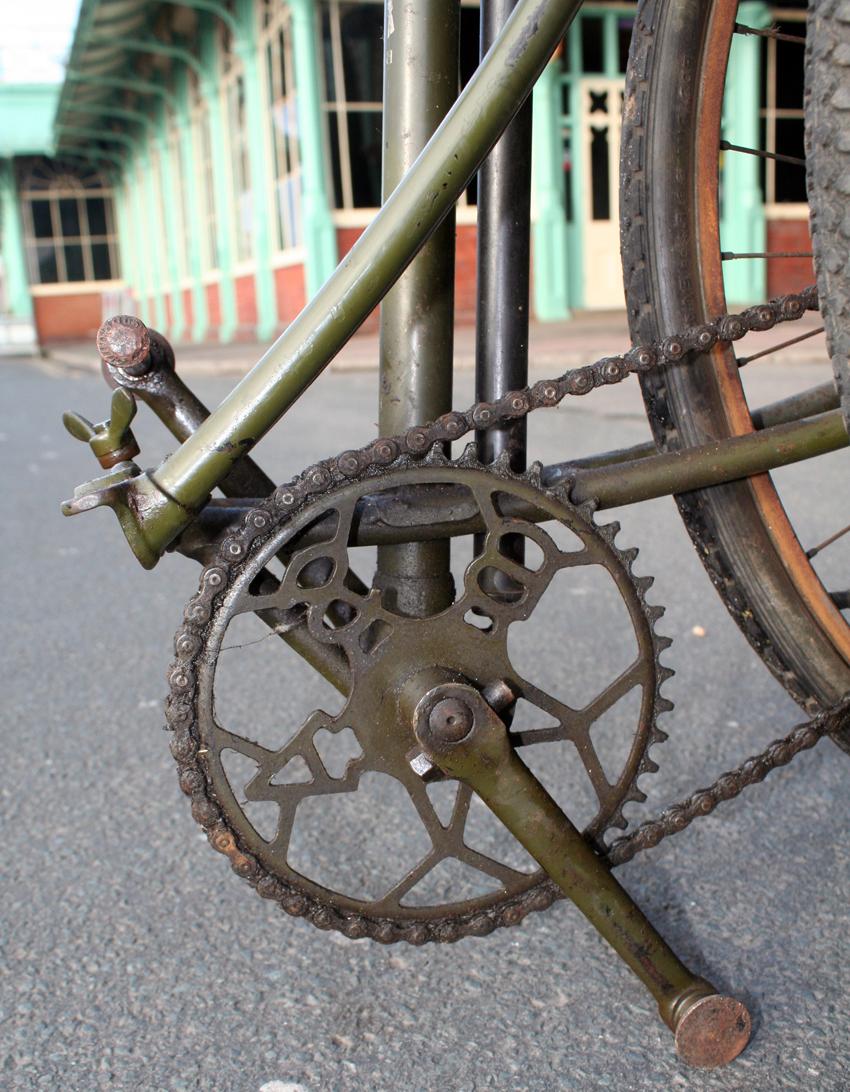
[{"xmin": 152, "ymin": 0, "xmax": 583, "ymax": 515}]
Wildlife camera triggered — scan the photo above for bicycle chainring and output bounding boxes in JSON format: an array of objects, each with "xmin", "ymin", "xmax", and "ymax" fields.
[{"xmin": 166, "ymin": 449, "xmax": 673, "ymax": 943}]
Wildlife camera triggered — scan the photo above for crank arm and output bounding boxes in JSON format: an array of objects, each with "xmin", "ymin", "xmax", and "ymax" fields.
[{"xmin": 411, "ymin": 682, "xmax": 751, "ymax": 1068}]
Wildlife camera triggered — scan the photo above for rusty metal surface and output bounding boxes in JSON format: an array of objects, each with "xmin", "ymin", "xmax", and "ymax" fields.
[
  {"xmin": 167, "ymin": 457, "xmax": 671, "ymax": 941},
  {"xmin": 673, "ymin": 995, "xmax": 752, "ymax": 1069}
]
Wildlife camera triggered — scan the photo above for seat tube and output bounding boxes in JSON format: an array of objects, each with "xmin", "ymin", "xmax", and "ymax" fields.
[{"xmin": 375, "ymin": 0, "xmax": 460, "ymax": 617}]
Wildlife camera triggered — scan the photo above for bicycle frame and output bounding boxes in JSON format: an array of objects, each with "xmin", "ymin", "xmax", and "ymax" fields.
[{"xmin": 64, "ymin": 0, "xmax": 847, "ymax": 573}]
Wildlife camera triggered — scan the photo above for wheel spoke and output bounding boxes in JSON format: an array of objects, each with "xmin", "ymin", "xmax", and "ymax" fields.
[
  {"xmin": 719, "ymin": 140, "xmax": 806, "ymax": 168},
  {"xmin": 737, "ymin": 326, "xmax": 825, "ymax": 368},
  {"xmin": 722, "ymin": 250, "xmax": 813, "ymax": 260},
  {"xmin": 807, "ymin": 521, "xmax": 850, "ymax": 560}
]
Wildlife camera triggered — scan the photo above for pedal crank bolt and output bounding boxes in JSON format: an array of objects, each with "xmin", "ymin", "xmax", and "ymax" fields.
[{"xmin": 428, "ymin": 697, "xmax": 475, "ymax": 743}]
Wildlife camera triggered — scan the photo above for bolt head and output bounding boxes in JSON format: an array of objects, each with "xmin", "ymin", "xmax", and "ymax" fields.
[
  {"xmin": 428, "ymin": 697, "xmax": 474, "ymax": 743},
  {"xmin": 97, "ymin": 315, "xmax": 150, "ymax": 372}
]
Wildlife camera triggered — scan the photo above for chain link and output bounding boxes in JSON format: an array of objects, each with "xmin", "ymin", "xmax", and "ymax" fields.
[
  {"xmin": 606, "ymin": 696, "xmax": 850, "ymax": 866},
  {"xmin": 271, "ymin": 287, "xmax": 818, "ymax": 515}
]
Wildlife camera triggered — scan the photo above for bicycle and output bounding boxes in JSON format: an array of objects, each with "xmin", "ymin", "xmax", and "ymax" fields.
[{"xmin": 60, "ymin": 0, "xmax": 850, "ymax": 1069}]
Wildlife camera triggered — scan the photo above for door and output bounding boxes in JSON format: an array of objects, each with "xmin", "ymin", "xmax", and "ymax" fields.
[{"xmin": 579, "ymin": 78, "xmax": 625, "ymax": 309}]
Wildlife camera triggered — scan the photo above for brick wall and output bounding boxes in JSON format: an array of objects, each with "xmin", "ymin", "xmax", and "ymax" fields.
[
  {"xmin": 205, "ymin": 282, "xmax": 221, "ymax": 335},
  {"xmin": 766, "ymin": 218, "xmax": 815, "ymax": 298},
  {"xmin": 33, "ymin": 292, "xmax": 103, "ymax": 341},
  {"xmin": 335, "ymin": 222, "xmax": 479, "ymax": 334},
  {"xmin": 235, "ymin": 273, "xmax": 257, "ymax": 329},
  {"xmin": 274, "ymin": 264, "xmax": 306, "ymax": 326},
  {"xmin": 182, "ymin": 288, "xmax": 194, "ymax": 335}
]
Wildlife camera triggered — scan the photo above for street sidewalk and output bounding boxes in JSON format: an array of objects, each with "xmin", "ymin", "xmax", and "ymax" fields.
[{"xmin": 42, "ymin": 308, "xmax": 827, "ymax": 376}]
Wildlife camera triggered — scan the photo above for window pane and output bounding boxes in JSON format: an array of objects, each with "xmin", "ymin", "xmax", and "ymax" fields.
[
  {"xmin": 64, "ymin": 243, "xmax": 85, "ymax": 281},
  {"xmin": 321, "ymin": 10, "xmax": 336, "ymax": 100},
  {"xmin": 86, "ymin": 197, "xmax": 108, "ymax": 235},
  {"xmin": 30, "ymin": 200, "xmax": 53, "ymax": 239},
  {"xmin": 774, "ymin": 117, "xmax": 807, "ymax": 202},
  {"xmin": 775, "ymin": 24, "xmax": 805, "ymax": 110},
  {"xmin": 340, "ymin": 3, "xmax": 383, "ymax": 102},
  {"xmin": 59, "ymin": 198, "xmax": 81, "ymax": 236},
  {"xmin": 91, "ymin": 242, "xmax": 113, "ymax": 280},
  {"xmin": 36, "ymin": 244, "xmax": 58, "ymax": 283},
  {"xmin": 590, "ymin": 124, "xmax": 610, "ymax": 220},
  {"xmin": 581, "ymin": 16, "xmax": 604, "ymax": 73},
  {"xmin": 347, "ymin": 111, "xmax": 382, "ymax": 207},
  {"xmin": 327, "ymin": 112, "xmax": 344, "ymax": 208},
  {"xmin": 618, "ymin": 19, "xmax": 634, "ymax": 73}
]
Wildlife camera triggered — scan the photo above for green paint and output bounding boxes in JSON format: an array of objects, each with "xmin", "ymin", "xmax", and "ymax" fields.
[
  {"xmin": 235, "ymin": 0, "xmax": 277, "ymax": 340},
  {"xmin": 55, "ymin": 124, "xmax": 136, "ymax": 150},
  {"xmin": 88, "ymin": 36, "xmax": 203, "ymax": 77},
  {"xmin": 200, "ymin": 18, "xmax": 237, "ymax": 342},
  {"xmin": 156, "ymin": 113, "xmax": 186, "ymax": 343},
  {"xmin": 566, "ymin": 24, "xmax": 584, "ymax": 309},
  {"xmin": 62, "ymin": 71, "xmax": 179, "ymax": 113},
  {"xmin": 602, "ymin": 10, "xmax": 619, "ymax": 77},
  {"xmin": 176, "ymin": 69, "xmax": 209, "ymax": 341},
  {"xmin": 721, "ymin": 1, "xmax": 770, "ymax": 306},
  {"xmin": 531, "ymin": 61, "xmax": 571, "ymax": 321},
  {"xmin": 141, "ymin": 149, "xmax": 167, "ymax": 333},
  {"xmin": 0, "ymin": 159, "xmax": 33, "ymax": 319},
  {"xmin": 112, "ymin": 177, "xmax": 133, "ymax": 298},
  {"xmin": 287, "ymin": 0, "xmax": 337, "ymax": 299},
  {"xmin": 0, "ymin": 85, "xmax": 59, "ymax": 157},
  {"xmin": 128, "ymin": 158, "xmax": 152, "ymax": 326}
]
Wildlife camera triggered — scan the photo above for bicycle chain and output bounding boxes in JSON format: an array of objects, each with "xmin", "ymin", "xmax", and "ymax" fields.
[{"xmin": 168, "ymin": 282, "xmax": 848, "ymax": 937}]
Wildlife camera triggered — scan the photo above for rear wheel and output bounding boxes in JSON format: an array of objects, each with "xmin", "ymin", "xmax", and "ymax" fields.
[{"xmin": 620, "ymin": 0, "xmax": 850, "ymax": 746}]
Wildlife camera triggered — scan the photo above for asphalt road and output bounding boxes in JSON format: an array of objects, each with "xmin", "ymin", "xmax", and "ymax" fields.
[{"xmin": 2, "ymin": 355, "xmax": 849, "ymax": 1091}]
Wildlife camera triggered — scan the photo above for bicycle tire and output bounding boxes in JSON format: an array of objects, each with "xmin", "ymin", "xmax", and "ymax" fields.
[
  {"xmin": 620, "ymin": 0, "xmax": 850, "ymax": 748},
  {"xmin": 806, "ymin": 0, "xmax": 850, "ymax": 427}
]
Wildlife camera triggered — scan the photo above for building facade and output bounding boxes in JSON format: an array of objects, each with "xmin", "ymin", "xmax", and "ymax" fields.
[{"xmin": 0, "ymin": 0, "xmax": 811, "ymax": 349}]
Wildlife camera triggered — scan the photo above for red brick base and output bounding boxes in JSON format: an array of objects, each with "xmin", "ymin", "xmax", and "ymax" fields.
[
  {"xmin": 767, "ymin": 218, "xmax": 815, "ymax": 298},
  {"xmin": 33, "ymin": 292, "xmax": 103, "ymax": 342}
]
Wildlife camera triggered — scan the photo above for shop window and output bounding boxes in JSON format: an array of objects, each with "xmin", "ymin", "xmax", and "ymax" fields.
[
  {"xmin": 223, "ymin": 69, "xmax": 253, "ymax": 261},
  {"xmin": 19, "ymin": 159, "xmax": 119, "ymax": 285},
  {"xmin": 760, "ymin": 8, "xmax": 807, "ymax": 205},
  {"xmin": 320, "ymin": 0, "xmax": 480, "ymax": 211},
  {"xmin": 195, "ymin": 104, "xmax": 220, "ymax": 271},
  {"xmin": 262, "ymin": 10, "xmax": 303, "ymax": 251},
  {"xmin": 321, "ymin": 0, "xmax": 383, "ymax": 209},
  {"xmin": 581, "ymin": 16, "xmax": 604, "ymax": 74}
]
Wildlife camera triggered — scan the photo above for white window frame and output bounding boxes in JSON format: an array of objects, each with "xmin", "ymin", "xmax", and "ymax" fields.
[{"xmin": 20, "ymin": 164, "xmax": 120, "ymax": 286}]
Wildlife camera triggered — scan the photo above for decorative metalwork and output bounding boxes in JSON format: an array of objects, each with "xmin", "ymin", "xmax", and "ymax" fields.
[{"xmin": 167, "ymin": 456, "xmax": 671, "ymax": 941}]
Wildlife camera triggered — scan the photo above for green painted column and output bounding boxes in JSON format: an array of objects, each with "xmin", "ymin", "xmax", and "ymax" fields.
[
  {"xmin": 200, "ymin": 20, "xmax": 237, "ymax": 342},
  {"xmin": 0, "ymin": 158, "xmax": 33, "ymax": 321},
  {"xmin": 129, "ymin": 156, "xmax": 152, "ymax": 326},
  {"xmin": 287, "ymin": 0, "xmax": 337, "ymax": 299},
  {"xmin": 235, "ymin": 0, "xmax": 277, "ymax": 339},
  {"xmin": 531, "ymin": 59, "xmax": 570, "ymax": 321},
  {"xmin": 141, "ymin": 148, "xmax": 167, "ymax": 332},
  {"xmin": 113, "ymin": 174, "xmax": 134, "ymax": 306},
  {"xmin": 156, "ymin": 108, "xmax": 186, "ymax": 342},
  {"xmin": 603, "ymin": 10, "xmax": 619, "ymax": 77},
  {"xmin": 721, "ymin": 0, "xmax": 770, "ymax": 305},
  {"xmin": 176, "ymin": 68, "xmax": 209, "ymax": 341}
]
